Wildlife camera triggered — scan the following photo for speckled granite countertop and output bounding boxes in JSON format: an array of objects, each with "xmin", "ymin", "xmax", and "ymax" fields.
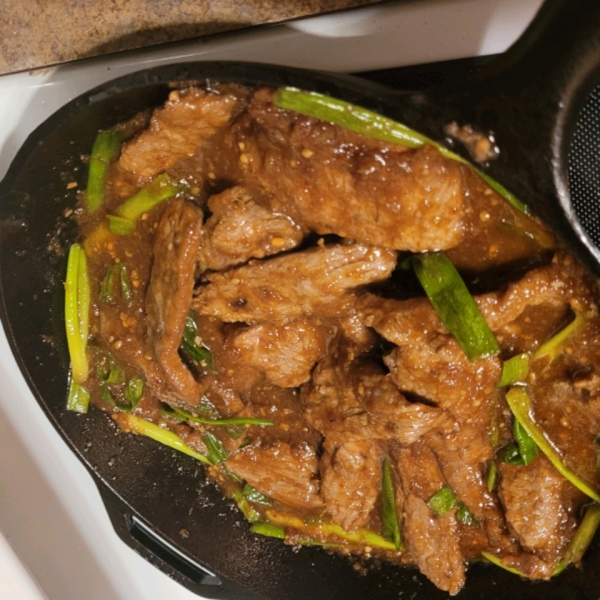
[{"xmin": 0, "ymin": 0, "xmax": 385, "ymax": 75}]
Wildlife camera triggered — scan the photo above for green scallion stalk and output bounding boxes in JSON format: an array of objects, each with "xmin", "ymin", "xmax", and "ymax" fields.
[
  {"xmin": 124, "ymin": 376, "xmax": 144, "ymax": 407},
  {"xmin": 513, "ymin": 419, "xmax": 538, "ymax": 466},
  {"xmin": 456, "ymin": 504, "xmax": 478, "ymax": 526},
  {"xmin": 65, "ymin": 244, "xmax": 90, "ymax": 384},
  {"xmin": 181, "ymin": 313, "xmax": 213, "ymax": 370},
  {"xmin": 427, "ymin": 486, "xmax": 460, "ymax": 516},
  {"xmin": 161, "ymin": 403, "xmax": 273, "ymax": 427},
  {"xmin": 506, "ymin": 387, "xmax": 600, "ymax": 504},
  {"xmin": 481, "ymin": 551, "xmax": 530, "ymax": 577},
  {"xmin": 202, "ymin": 431, "xmax": 228, "ymax": 464},
  {"xmin": 273, "ymin": 87, "xmax": 527, "ymax": 214},
  {"xmin": 499, "ymin": 442, "xmax": 525, "ymax": 466},
  {"xmin": 120, "ymin": 413, "xmax": 211, "ymax": 465},
  {"xmin": 250, "ymin": 522, "xmax": 286, "ymax": 539},
  {"xmin": 409, "ymin": 252, "xmax": 500, "ymax": 361},
  {"xmin": 86, "ymin": 130, "xmax": 123, "ymax": 213},
  {"xmin": 232, "ymin": 490, "xmax": 261, "ymax": 522},
  {"xmin": 560, "ymin": 503, "xmax": 600, "ymax": 567},
  {"xmin": 115, "ymin": 173, "xmax": 185, "ymax": 222},
  {"xmin": 486, "ymin": 461, "xmax": 498, "ymax": 492},
  {"xmin": 106, "ymin": 214, "xmax": 136, "ymax": 236},
  {"xmin": 66, "ymin": 378, "xmax": 90, "ymax": 414},
  {"xmin": 533, "ymin": 313, "xmax": 585, "ymax": 364},
  {"xmin": 381, "ymin": 457, "xmax": 402, "ymax": 550},
  {"xmin": 99, "ymin": 263, "xmax": 132, "ymax": 304},
  {"xmin": 242, "ymin": 484, "xmax": 273, "ymax": 506},
  {"xmin": 498, "ymin": 353, "xmax": 531, "ymax": 388}
]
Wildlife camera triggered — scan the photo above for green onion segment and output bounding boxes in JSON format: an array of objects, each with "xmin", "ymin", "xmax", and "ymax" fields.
[
  {"xmin": 533, "ymin": 313, "xmax": 585, "ymax": 364},
  {"xmin": 114, "ymin": 173, "xmax": 185, "ymax": 222},
  {"xmin": 409, "ymin": 252, "xmax": 500, "ymax": 361},
  {"xmin": 428, "ymin": 486, "xmax": 459, "ymax": 516},
  {"xmin": 381, "ymin": 457, "xmax": 402, "ymax": 550},
  {"xmin": 99, "ymin": 263, "xmax": 132, "ymax": 304},
  {"xmin": 202, "ymin": 431, "xmax": 228, "ymax": 464},
  {"xmin": 498, "ymin": 353, "xmax": 531, "ymax": 388},
  {"xmin": 65, "ymin": 244, "xmax": 90, "ymax": 384},
  {"xmin": 273, "ymin": 87, "xmax": 527, "ymax": 214},
  {"xmin": 250, "ymin": 522, "xmax": 286, "ymax": 539},
  {"xmin": 242, "ymin": 484, "xmax": 273, "ymax": 506},
  {"xmin": 161, "ymin": 403, "xmax": 273, "ymax": 427},
  {"xmin": 513, "ymin": 419, "xmax": 538, "ymax": 466},
  {"xmin": 66, "ymin": 379, "xmax": 90, "ymax": 414},
  {"xmin": 120, "ymin": 413, "xmax": 211, "ymax": 465},
  {"xmin": 506, "ymin": 387, "xmax": 600, "ymax": 504},
  {"xmin": 86, "ymin": 130, "xmax": 123, "ymax": 213},
  {"xmin": 181, "ymin": 313, "xmax": 213, "ymax": 369}
]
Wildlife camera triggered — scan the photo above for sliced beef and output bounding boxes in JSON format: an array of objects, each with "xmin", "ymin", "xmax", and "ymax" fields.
[
  {"xmin": 236, "ymin": 89, "xmax": 466, "ymax": 252},
  {"xmin": 229, "ymin": 318, "xmax": 336, "ymax": 388},
  {"xmin": 384, "ymin": 330, "xmax": 513, "ymax": 551},
  {"xmin": 395, "ymin": 444, "xmax": 465, "ymax": 596},
  {"xmin": 199, "ymin": 186, "xmax": 303, "ymax": 271},
  {"xmin": 304, "ymin": 346, "xmax": 450, "ymax": 445},
  {"xmin": 498, "ymin": 456, "xmax": 578, "ymax": 576},
  {"xmin": 360, "ymin": 258, "xmax": 597, "ymax": 357},
  {"xmin": 194, "ymin": 243, "xmax": 396, "ymax": 324},
  {"xmin": 225, "ymin": 441, "xmax": 323, "ymax": 510},
  {"xmin": 119, "ymin": 87, "xmax": 245, "ymax": 182},
  {"xmin": 320, "ymin": 438, "xmax": 383, "ymax": 532},
  {"xmin": 146, "ymin": 198, "xmax": 209, "ymax": 405}
]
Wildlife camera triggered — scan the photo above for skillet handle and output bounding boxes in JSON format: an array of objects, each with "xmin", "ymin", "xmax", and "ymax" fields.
[
  {"xmin": 384, "ymin": 0, "xmax": 600, "ymax": 274},
  {"xmin": 95, "ymin": 485, "xmax": 238, "ymax": 599}
]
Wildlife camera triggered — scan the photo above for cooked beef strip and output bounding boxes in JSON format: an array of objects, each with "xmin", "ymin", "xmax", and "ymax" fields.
[
  {"xmin": 119, "ymin": 87, "xmax": 246, "ymax": 182},
  {"xmin": 304, "ymin": 344, "xmax": 450, "ymax": 445},
  {"xmin": 368, "ymin": 295, "xmax": 514, "ymax": 553},
  {"xmin": 498, "ymin": 455, "xmax": 579, "ymax": 577},
  {"xmin": 225, "ymin": 440, "xmax": 323, "ymax": 510},
  {"xmin": 194, "ymin": 243, "xmax": 396, "ymax": 324},
  {"xmin": 360, "ymin": 258, "xmax": 597, "ymax": 355},
  {"xmin": 394, "ymin": 444, "xmax": 466, "ymax": 595},
  {"xmin": 146, "ymin": 198, "xmax": 210, "ymax": 405},
  {"xmin": 236, "ymin": 89, "xmax": 466, "ymax": 252},
  {"xmin": 229, "ymin": 318, "xmax": 336, "ymax": 388},
  {"xmin": 199, "ymin": 185, "xmax": 304, "ymax": 271},
  {"xmin": 320, "ymin": 438, "xmax": 384, "ymax": 532}
]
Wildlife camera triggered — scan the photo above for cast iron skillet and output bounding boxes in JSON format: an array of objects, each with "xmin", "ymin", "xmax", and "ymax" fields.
[{"xmin": 1, "ymin": 0, "xmax": 600, "ymax": 598}]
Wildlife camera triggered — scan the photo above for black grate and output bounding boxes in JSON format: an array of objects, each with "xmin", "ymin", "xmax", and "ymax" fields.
[{"xmin": 568, "ymin": 84, "xmax": 600, "ymax": 246}]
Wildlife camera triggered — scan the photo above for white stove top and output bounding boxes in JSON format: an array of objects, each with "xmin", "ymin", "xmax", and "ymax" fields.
[{"xmin": 0, "ymin": 1, "xmax": 543, "ymax": 598}]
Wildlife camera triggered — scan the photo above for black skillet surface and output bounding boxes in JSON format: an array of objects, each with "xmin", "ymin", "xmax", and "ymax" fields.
[{"xmin": 2, "ymin": 0, "xmax": 600, "ymax": 599}]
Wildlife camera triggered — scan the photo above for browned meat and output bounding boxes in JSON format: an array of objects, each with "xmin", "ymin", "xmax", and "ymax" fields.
[
  {"xmin": 237, "ymin": 89, "xmax": 466, "ymax": 252},
  {"xmin": 229, "ymin": 318, "xmax": 336, "ymax": 388},
  {"xmin": 498, "ymin": 456, "xmax": 578, "ymax": 576},
  {"xmin": 225, "ymin": 441, "xmax": 323, "ymax": 510},
  {"xmin": 320, "ymin": 438, "xmax": 383, "ymax": 532},
  {"xmin": 199, "ymin": 186, "xmax": 303, "ymax": 271},
  {"xmin": 119, "ymin": 88, "xmax": 244, "ymax": 181},
  {"xmin": 360, "ymin": 258, "xmax": 597, "ymax": 357},
  {"xmin": 146, "ymin": 198, "xmax": 210, "ymax": 405},
  {"xmin": 383, "ymin": 327, "xmax": 513, "ymax": 551},
  {"xmin": 403, "ymin": 496, "xmax": 465, "ymax": 596},
  {"xmin": 394, "ymin": 444, "xmax": 465, "ymax": 595},
  {"xmin": 194, "ymin": 243, "xmax": 396, "ymax": 324},
  {"xmin": 305, "ymin": 347, "xmax": 450, "ymax": 445}
]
